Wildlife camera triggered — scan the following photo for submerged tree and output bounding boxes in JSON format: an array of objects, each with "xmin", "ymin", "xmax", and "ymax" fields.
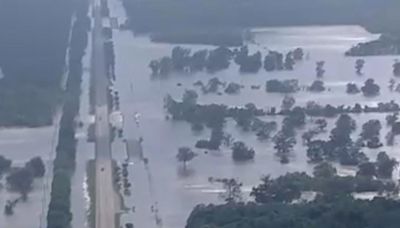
[
  {"xmin": 284, "ymin": 52, "xmax": 295, "ymax": 70},
  {"xmin": 0, "ymin": 155, "xmax": 12, "ymax": 175},
  {"xmin": 6, "ymin": 168, "xmax": 34, "ymax": 200},
  {"xmin": 316, "ymin": 61, "xmax": 325, "ymax": 78},
  {"xmin": 281, "ymin": 95, "xmax": 296, "ymax": 111},
  {"xmin": 309, "ymin": 80, "xmax": 325, "ymax": 92},
  {"xmin": 231, "ymin": 141, "xmax": 255, "ymax": 161},
  {"xmin": 293, "ymin": 48, "xmax": 304, "ymax": 61},
  {"xmin": 393, "ymin": 60, "xmax": 400, "ymax": 77},
  {"xmin": 25, "ymin": 157, "xmax": 45, "ymax": 178},
  {"xmin": 361, "ymin": 78, "xmax": 380, "ymax": 97},
  {"xmin": 313, "ymin": 162, "xmax": 337, "ymax": 178},
  {"xmin": 209, "ymin": 177, "xmax": 243, "ymax": 203},
  {"xmin": 176, "ymin": 147, "xmax": 197, "ymax": 169},
  {"xmin": 355, "ymin": 59, "xmax": 365, "ymax": 75},
  {"xmin": 376, "ymin": 152, "xmax": 398, "ymax": 179},
  {"xmin": 360, "ymin": 119, "xmax": 382, "ymax": 148},
  {"xmin": 346, "ymin": 83, "xmax": 360, "ymax": 94}
]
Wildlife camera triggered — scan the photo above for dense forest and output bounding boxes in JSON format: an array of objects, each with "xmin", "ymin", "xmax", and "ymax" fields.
[
  {"xmin": 186, "ymin": 197, "xmax": 400, "ymax": 228},
  {"xmin": 123, "ymin": 0, "xmax": 400, "ymax": 35},
  {"xmin": 0, "ymin": 0, "xmax": 73, "ymax": 126}
]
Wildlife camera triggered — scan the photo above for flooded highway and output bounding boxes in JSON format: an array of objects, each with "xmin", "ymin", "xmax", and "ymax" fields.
[{"xmin": 0, "ymin": 1, "xmax": 399, "ymax": 228}]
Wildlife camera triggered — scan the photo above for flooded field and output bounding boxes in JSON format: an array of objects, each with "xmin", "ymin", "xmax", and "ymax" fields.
[
  {"xmin": 0, "ymin": 118, "xmax": 58, "ymax": 227},
  {"xmin": 2, "ymin": 2, "xmax": 398, "ymax": 228},
  {"xmin": 104, "ymin": 1, "xmax": 400, "ymax": 227}
]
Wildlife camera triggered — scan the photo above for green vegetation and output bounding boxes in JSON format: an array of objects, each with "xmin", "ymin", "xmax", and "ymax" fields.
[
  {"xmin": 150, "ymin": 46, "xmax": 303, "ymax": 76},
  {"xmin": 208, "ymin": 177, "xmax": 243, "ymax": 203},
  {"xmin": 176, "ymin": 147, "xmax": 197, "ymax": 169},
  {"xmin": 308, "ymin": 80, "xmax": 326, "ymax": 92},
  {"xmin": 347, "ymin": 82, "xmax": 361, "ymax": 94},
  {"xmin": 123, "ymin": 0, "xmax": 400, "ymax": 35},
  {"xmin": 0, "ymin": 155, "xmax": 12, "ymax": 175},
  {"xmin": 187, "ymin": 196, "xmax": 400, "ymax": 228},
  {"xmin": 231, "ymin": 141, "xmax": 255, "ymax": 162},
  {"xmin": 266, "ymin": 79, "xmax": 299, "ymax": 93},
  {"xmin": 346, "ymin": 35, "xmax": 400, "ymax": 56},
  {"xmin": 187, "ymin": 162, "xmax": 400, "ymax": 228},
  {"xmin": 46, "ymin": 1, "xmax": 89, "ymax": 227},
  {"xmin": 0, "ymin": 0, "xmax": 73, "ymax": 126},
  {"xmin": 6, "ymin": 168, "xmax": 34, "ymax": 199},
  {"xmin": 361, "ymin": 79, "xmax": 380, "ymax": 97},
  {"xmin": 25, "ymin": 156, "xmax": 46, "ymax": 178}
]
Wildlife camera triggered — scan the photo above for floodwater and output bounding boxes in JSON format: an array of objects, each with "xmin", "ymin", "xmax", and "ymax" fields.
[
  {"xmin": 0, "ymin": 125, "xmax": 58, "ymax": 228},
  {"xmin": 107, "ymin": 1, "xmax": 400, "ymax": 228},
  {"xmin": 0, "ymin": 13, "xmax": 93, "ymax": 228}
]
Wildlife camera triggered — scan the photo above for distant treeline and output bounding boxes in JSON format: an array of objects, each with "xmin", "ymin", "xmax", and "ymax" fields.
[
  {"xmin": 346, "ymin": 34, "xmax": 400, "ymax": 56},
  {"xmin": 123, "ymin": 0, "xmax": 400, "ymax": 35},
  {"xmin": 0, "ymin": 0, "xmax": 73, "ymax": 126}
]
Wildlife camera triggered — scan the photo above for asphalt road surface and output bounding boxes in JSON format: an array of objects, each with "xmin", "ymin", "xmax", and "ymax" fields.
[{"xmin": 92, "ymin": 0, "xmax": 116, "ymax": 227}]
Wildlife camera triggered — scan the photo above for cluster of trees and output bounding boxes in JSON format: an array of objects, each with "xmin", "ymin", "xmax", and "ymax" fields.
[
  {"xmin": 361, "ymin": 78, "xmax": 380, "ymax": 96},
  {"xmin": 164, "ymin": 92, "xmax": 265, "ymax": 150},
  {"xmin": 265, "ymin": 79, "xmax": 299, "ymax": 93},
  {"xmin": 301, "ymin": 100, "xmax": 400, "ymax": 118},
  {"xmin": 46, "ymin": 1, "xmax": 90, "ymax": 228},
  {"xmin": 251, "ymin": 169, "xmax": 397, "ymax": 205},
  {"xmin": 347, "ymin": 82, "xmax": 360, "ymax": 94},
  {"xmin": 235, "ymin": 46, "xmax": 262, "ymax": 73},
  {"xmin": 208, "ymin": 177, "xmax": 243, "ymax": 203},
  {"xmin": 346, "ymin": 35, "xmax": 400, "ymax": 56},
  {"xmin": 359, "ymin": 119, "xmax": 383, "ymax": 148},
  {"xmin": 224, "ymin": 82, "xmax": 241, "ymax": 94},
  {"xmin": 149, "ymin": 46, "xmax": 233, "ymax": 75},
  {"xmin": 301, "ymin": 118, "xmax": 327, "ymax": 144},
  {"xmin": 6, "ymin": 157, "xmax": 45, "ymax": 200},
  {"xmin": 187, "ymin": 196, "xmax": 400, "ymax": 228},
  {"xmin": 231, "ymin": 141, "xmax": 255, "ymax": 161},
  {"xmin": 263, "ymin": 49, "xmax": 303, "ymax": 72},
  {"xmin": 308, "ymin": 80, "xmax": 325, "ymax": 92},
  {"xmin": 149, "ymin": 46, "xmax": 304, "ymax": 76},
  {"xmin": 273, "ymin": 107, "xmax": 305, "ymax": 163},
  {"xmin": 1, "ymin": 156, "xmax": 45, "ymax": 215},
  {"xmin": 194, "ymin": 77, "xmax": 225, "ymax": 94},
  {"xmin": 187, "ymin": 163, "xmax": 400, "ymax": 228},
  {"xmin": 347, "ymin": 79, "xmax": 380, "ymax": 97},
  {"xmin": 357, "ymin": 152, "xmax": 398, "ymax": 179},
  {"xmin": 306, "ymin": 114, "xmax": 369, "ymax": 166},
  {"xmin": 233, "ymin": 105, "xmax": 277, "ymax": 140},
  {"xmin": 0, "ymin": 0, "xmax": 74, "ymax": 126}
]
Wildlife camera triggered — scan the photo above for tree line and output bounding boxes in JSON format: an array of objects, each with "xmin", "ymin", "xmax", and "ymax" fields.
[
  {"xmin": 149, "ymin": 46, "xmax": 303, "ymax": 76},
  {"xmin": 46, "ymin": 1, "xmax": 90, "ymax": 227},
  {"xmin": 186, "ymin": 161, "xmax": 400, "ymax": 228}
]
